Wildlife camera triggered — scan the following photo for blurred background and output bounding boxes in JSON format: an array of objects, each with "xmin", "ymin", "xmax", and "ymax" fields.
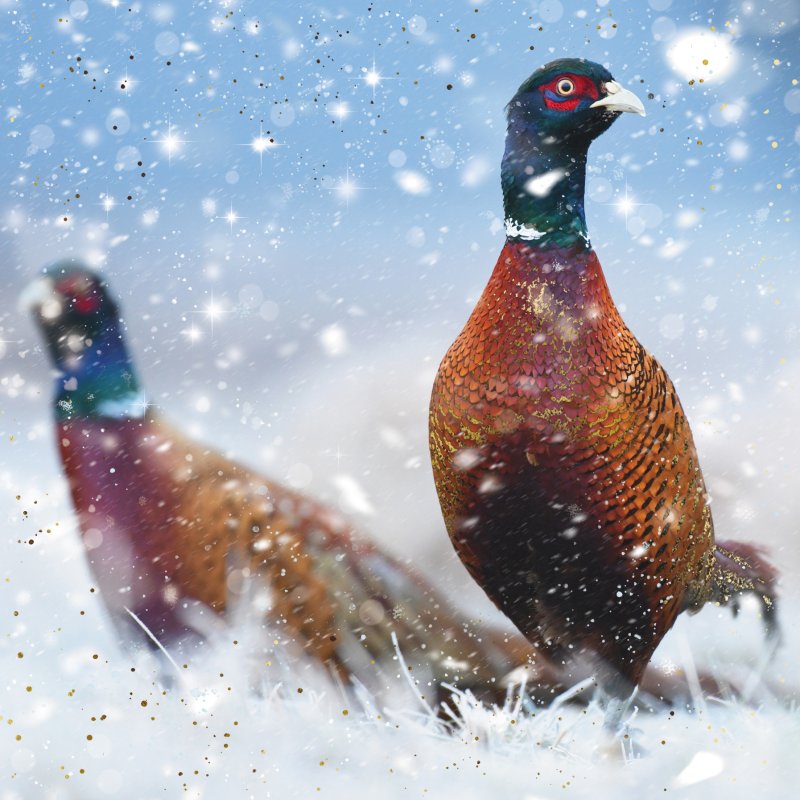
[{"xmin": 1, "ymin": 0, "xmax": 798, "ymax": 649}]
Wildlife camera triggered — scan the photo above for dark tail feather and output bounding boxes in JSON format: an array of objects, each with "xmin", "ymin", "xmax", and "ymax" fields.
[{"xmin": 710, "ymin": 540, "xmax": 779, "ymax": 642}]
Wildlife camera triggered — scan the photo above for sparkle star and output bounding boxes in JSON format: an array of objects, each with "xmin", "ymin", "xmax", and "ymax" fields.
[
  {"xmin": 614, "ymin": 183, "xmax": 645, "ymax": 225},
  {"xmin": 358, "ymin": 59, "xmax": 397, "ymax": 100},
  {"xmin": 251, "ymin": 135, "xmax": 273, "ymax": 153},
  {"xmin": 191, "ymin": 292, "xmax": 233, "ymax": 337},
  {"xmin": 332, "ymin": 165, "xmax": 365, "ymax": 207},
  {"xmin": 97, "ymin": 186, "xmax": 115, "ymax": 221},
  {"xmin": 131, "ymin": 392, "xmax": 153, "ymax": 419},
  {"xmin": 329, "ymin": 101, "xmax": 350, "ymax": 121},
  {"xmin": 599, "ymin": 181, "xmax": 647, "ymax": 234},
  {"xmin": 236, "ymin": 123, "xmax": 279, "ymax": 175},
  {"xmin": 180, "ymin": 323, "xmax": 203, "ymax": 344},
  {"xmin": 0, "ymin": 336, "xmax": 19, "ymax": 358},
  {"xmin": 149, "ymin": 115, "xmax": 190, "ymax": 166},
  {"xmin": 118, "ymin": 69, "xmax": 134, "ymax": 93},
  {"xmin": 334, "ymin": 444, "xmax": 346, "ymax": 467},
  {"xmin": 216, "ymin": 202, "xmax": 246, "ymax": 233}
]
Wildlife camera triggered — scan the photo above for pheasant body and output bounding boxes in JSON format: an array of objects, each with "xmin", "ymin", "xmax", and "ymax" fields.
[
  {"xmin": 429, "ymin": 59, "xmax": 776, "ymax": 701},
  {"xmin": 28, "ymin": 263, "xmax": 538, "ymax": 700},
  {"xmin": 430, "ymin": 240, "xmax": 716, "ymax": 690}
]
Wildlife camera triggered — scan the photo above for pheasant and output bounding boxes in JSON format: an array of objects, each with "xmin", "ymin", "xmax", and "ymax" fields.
[
  {"xmin": 428, "ymin": 59, "xmax": 778, "ymax": 730},
  {"xmin": 24, "ymin": 261, "xmax": 540, "ymax": 703}
]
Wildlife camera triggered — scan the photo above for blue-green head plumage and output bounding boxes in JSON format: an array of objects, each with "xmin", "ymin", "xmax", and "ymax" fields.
[
  {"xmin": 23, "ymin": 261, "xmax": 143, "ymax": 420},
  {"xmin": 501, "ymin": 58, "xmax": 645, "ymax": 248}
]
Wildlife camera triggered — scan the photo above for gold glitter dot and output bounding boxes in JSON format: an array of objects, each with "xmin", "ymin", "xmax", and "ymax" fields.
[{"xmin": 771, "ymin": 141, "xmax": 778, "ymax": 148}]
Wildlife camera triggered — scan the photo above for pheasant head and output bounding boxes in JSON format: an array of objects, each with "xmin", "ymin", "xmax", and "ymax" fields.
[
  {"xmin": 502, "ymin": 58, "xmax": 645, "ymax": 248},
  {"xmin": 22, "ymin": 262, "xmax": 142, "ymax": 420}
]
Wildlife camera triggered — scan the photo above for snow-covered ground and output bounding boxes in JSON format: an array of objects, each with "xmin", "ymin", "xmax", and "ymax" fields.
[
  {"xmin": 2, "ymin": 586, "xmax": 798, "ymax": 799},
  {"xmin": 1, "ymin": 508, "xmax": 798, "ymax": 800},
  {"xmin": 2, "ymin": 354, "xmax": 798, "ymax": 798}
]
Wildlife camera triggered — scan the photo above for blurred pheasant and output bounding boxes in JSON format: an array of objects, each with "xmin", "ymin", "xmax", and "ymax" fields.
[
  {"xmin": 24, "ymin": 262, "xmax": 541, "ymax": 702},
  {"xmin": 429, "ymin": 59, "xmax": 778, "ymax": 730}
]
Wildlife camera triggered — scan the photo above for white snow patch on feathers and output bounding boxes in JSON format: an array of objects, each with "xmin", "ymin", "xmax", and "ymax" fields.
[{"xmin": 524, "ymin": 168, "xmax": 566, "ymax": 198}]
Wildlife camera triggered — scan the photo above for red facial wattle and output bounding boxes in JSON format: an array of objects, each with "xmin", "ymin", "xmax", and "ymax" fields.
[
  {"xmin": 72, "ymin": 293, "xmax": 101, "ymax": 314},
  {"xmin": 56, "ymin": 276, "xmax": 102, "ymax": 314},
  {"xmin": 540, "ymin": 73, "xmax": 600, "ymax": 112}
]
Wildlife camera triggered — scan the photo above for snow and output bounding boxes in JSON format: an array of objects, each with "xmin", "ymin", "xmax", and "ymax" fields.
[
  {"xmin": 394, "ymin": 170, "xmax": 431, "ymax": 196},
  {"xmin": 505, "ymin": 219, "xmax": 546, "ymax": 240},
  {"xmin": 665, "ymin": 30, "xmax": 738, "ymax": 83},
  {"xmin": 1, "ymin": 0, "xmax": 798, "ymax": 796},
  {"xmin": 2, "ymin": 579, "xmax": 798, "ymax": 798},
  {"xmin": 318, "ymin": 324, "xmax": 349, "ymax": 357},
  {"xmin": 525, "ymin": 169, "xmax": 566, "ymax": 199}
]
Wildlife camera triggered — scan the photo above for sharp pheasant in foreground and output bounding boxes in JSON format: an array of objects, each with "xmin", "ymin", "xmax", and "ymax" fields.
[
  {"xmin": 25, "ymin": 262, "xmax": 537, "ymax": 701},
  {"xmin": 428, "ymin": 59, "xmax": 778, "ymax": 729}
]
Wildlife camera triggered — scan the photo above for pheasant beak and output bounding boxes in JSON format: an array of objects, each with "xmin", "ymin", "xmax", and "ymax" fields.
[
  {"xmin": 590, "ymin": 81, "xmax": 646, "ymax": 117},
  {"xmin": 19, "ymin": 276, "xmax": 61, "ymax": 320}
]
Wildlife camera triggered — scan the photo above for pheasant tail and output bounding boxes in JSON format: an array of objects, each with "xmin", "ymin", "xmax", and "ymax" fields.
[{"xmin": 708, "ymin": 540, "xmax": 779, "ymax": 640}]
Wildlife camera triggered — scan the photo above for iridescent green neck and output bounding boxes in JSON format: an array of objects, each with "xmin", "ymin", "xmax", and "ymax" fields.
[
  {"xmin": 501, "ymin": 112, "xmax": 590, "ymax": 250},
  {"xmin": 53, "ymin": 321, "xmax": 144, "ymax": 421}
]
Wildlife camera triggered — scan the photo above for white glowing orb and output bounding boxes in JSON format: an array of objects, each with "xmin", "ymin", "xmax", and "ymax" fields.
[
  {"xmin": 318, "ymin": 323, "xmax": 348, "ymax": 357},
  {"xmin": 727, "ymin": 138, "xmax": 749, "ymax": 161},
  {"xmin": 201, "ymin": 197, "xmax": 216, "ymax": 217},
  {"xmin": 394, "ymin": 170, "xmax": 430, "ymax": 196},
  {"xmin": 181, "ymin": 325, "xmax": 203, "ymax": 343},
  {"xmin": 666, "ymin": 29, "xmax": 737, "ymax": 83}
]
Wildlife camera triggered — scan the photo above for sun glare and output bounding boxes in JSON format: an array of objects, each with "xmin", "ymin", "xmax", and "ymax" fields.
[{"xmin": 666, "ymin": 29, "xmax": 736, "ymax": 83}]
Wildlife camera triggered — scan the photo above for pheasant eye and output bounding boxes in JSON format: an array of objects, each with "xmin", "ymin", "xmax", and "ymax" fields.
[{"xmin": 556, "ymin": 78, "xmax": 575, "ymax": 96}]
